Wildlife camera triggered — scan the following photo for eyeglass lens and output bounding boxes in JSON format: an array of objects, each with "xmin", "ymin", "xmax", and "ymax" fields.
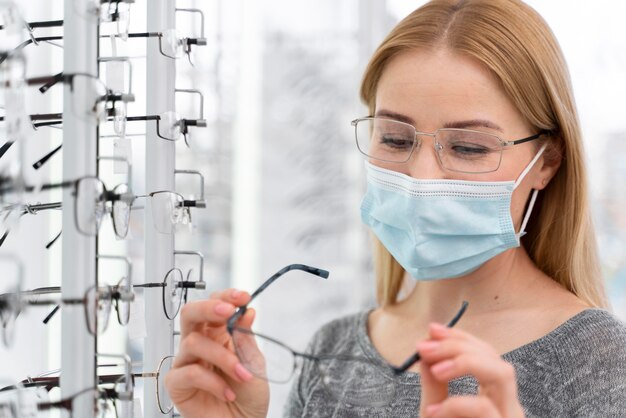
[
  {"xmin": 150, "ymin": 191, "xmax": 185, "ymax": 234},
  {"xmin": 355, "ymin": 117, "xmax": 505, "ymax": 173},
  {"xmin": 163, "ymin": 268, "xmax": 184, "ymax": 320},
  {"xmin": 74, "ymin": 177, "xmax": 106, "ymax": 236}
]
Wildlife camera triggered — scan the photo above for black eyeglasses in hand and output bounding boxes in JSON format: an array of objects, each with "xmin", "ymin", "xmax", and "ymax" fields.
[{"xmin": 225, "ymin": 264, "xmax": 468, "ymax": 407}]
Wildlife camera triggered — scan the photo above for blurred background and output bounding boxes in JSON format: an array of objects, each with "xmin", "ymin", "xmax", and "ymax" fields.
[{"xmin": 0, "ymin": 0, "xmax": 624, "ymax": 416}]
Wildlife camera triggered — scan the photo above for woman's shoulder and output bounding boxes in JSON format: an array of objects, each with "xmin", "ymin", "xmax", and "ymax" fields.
[
  {"xmin": 549, "ymin": 308, "xmax": 626, "ymax": 352},
  {"xmin": 503, "ymin": 308, "xmax": 626, "ymax": 416},
  {"xmin": 507, "ymin": 308, "xmax": 626, "ymax": 363}
]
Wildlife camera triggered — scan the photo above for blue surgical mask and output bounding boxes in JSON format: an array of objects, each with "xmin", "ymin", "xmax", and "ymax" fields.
[{"xmin": 360, "ymin": 144, "xmax": 547, "ymax": 281}]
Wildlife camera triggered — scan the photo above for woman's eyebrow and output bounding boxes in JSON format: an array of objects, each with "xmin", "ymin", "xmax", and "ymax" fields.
[
  {"xmin": 374, "ymin": 109, "xmax": 415, "ymax": 125},
  {"xmin": 374, "ymin": 110, "xmax": 503, "ymax": 133},
  {"xmin": 443, "ymin": 119, "xmax": 503, "ymax": 132}
]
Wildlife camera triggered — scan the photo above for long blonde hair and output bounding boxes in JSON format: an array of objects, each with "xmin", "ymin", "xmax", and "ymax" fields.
[{"xmin": 361, "ymin": 0, "xmax": 608, "ymax": 308}]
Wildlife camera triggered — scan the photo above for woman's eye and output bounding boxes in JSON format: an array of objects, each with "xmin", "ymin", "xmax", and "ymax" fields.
[
  {"xmin": 449, "ymin": 142, "xmax": 491, "ymax": 156},
  {"xmin": 380, "ymin": 135, "xmax": 413, "ymax": 149}
]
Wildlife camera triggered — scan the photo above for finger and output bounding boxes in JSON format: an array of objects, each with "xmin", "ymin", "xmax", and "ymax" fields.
[
  {"xmin": 426, "ymin": 396, "xmax": 500, "ymax": 418},
  {"xmin": 165, "ymin": 363, "xmax": 238, "ymax": 403},
  {"xmin": 427, "ymin": 352, "xmax": 516, "ymax": 388},
  {"xmin": 209, "ymin": 288, "xmax": 251, "ymax": 307},
  {"xmin": 428, "ymin": 322, "xmax": 479, "ymax": 344},
  {"xmin": 173, "ymin": 331, "xmax": 255, "ymax": 384},
  {"xmin": 428, "ymin": 353, "xmax": 519, "ymax": 415},
  {"xmin": 180, "ymin": 290, "xmax": 251, "ymax": 338},
  {"xmin": 238, "ymin": 307, "xmax": 256, "ymax": 329},
  {"xmin": 419, "ymin": 356, "xmax": 448, "ymax": 417},
  {"xmin": 417, "ymin": 335, "xmax": 486, "ymax": 365}
]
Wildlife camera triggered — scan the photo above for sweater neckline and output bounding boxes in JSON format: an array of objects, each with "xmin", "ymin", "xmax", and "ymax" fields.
[{"xmin": 355, "ymin": 307, "xmax": 605, "ymax": 385}]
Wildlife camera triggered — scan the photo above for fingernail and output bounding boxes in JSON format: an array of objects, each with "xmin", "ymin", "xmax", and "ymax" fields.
[
  {"xmin": 224, "ymin": 387, "xmax": 236, "ymax": 402},
  {"xmin": 426, "ymin": 403, "xmax": 442, "ymax": 416},
  {"xmin": 235, "ymin": 363, "xmax": 254, "ymax": 382},
  {"xmin": 231, "ymin": 289, "xmax": 241, "ymax": 298},
  {"xmin": 431, "ymin": 359, "xmax": 454, "ymax": 376},
  {"xmin": 430, "ymin": 322, "xmax": 448, "ymax": 334},
  {"xmin": 417, "ymin": 341, "xmax": 440, "ymax": 352},
  {"xmin": 215, "ymin": 302, "xmax": 234, "ymax": 316}
]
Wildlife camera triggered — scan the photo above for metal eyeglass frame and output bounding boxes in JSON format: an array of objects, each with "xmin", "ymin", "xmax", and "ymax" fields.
[
  {"xmin": 351, "ymin": 116, "xmax": 549, "ymax": 174},
  {"xmin": 133, "ymin": 263, "xmax": 205, "ymax": 320},
  {"xmin": 1, "ymin": 175, "xmax": 135, "ymax": 239},
  {"xmin": 2, "ymin": 354, "xmax": 174, "ymax": 415},
  {"xmin": 226, "ymin": 264, "xmax": 468, "ymax": 379},
  {"xmin": 11, "ymin": 278, "xmax": 135, "ymax": 335}
]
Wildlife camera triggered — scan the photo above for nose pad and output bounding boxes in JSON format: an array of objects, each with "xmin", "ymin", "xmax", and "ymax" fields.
[{"xmin": 407, "ymin": 134, "xmax": 447, "ymax": 179}]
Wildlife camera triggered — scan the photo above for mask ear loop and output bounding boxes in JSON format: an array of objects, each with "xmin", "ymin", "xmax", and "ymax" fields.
[{"xmin": 514, "ymin": 143, "xmax": 548, "ymax": 237}]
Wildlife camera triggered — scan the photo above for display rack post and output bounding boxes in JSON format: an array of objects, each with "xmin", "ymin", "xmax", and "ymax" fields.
[
  {"xmin": 60, "ymin": 0, "xmax": 98, "ymax": 416},
  {"xmin": 144, "ymin": 0, "xmax": 177, "ymax": 416}
]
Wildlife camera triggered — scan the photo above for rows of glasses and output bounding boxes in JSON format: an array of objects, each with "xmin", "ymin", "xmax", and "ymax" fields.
[
  {"xmin": 0, "ymin": 353, "xmax": 175, "ymax": 416},
  {"xmin": 0, "ymin": 1, "xmax": 209, "ymax": 417},
  {"xmin": 0, "ymin": 169, "xmax": 207, "ymax": 249}
]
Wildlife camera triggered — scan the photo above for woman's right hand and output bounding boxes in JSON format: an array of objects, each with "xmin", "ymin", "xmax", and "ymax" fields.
[{"xmin": 165, "ymin": 288, "xmax": 269, "ymax": 418}]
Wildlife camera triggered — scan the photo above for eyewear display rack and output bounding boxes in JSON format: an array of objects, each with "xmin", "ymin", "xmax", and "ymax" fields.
[
  {"xmin": 144, "ymin": 0, "xmax": 176, "ymax": 416},
  {"xmin": 0, "ymin": 0, "xmax": 211, "ymax": 414},
  {"xmin": 51, "ymin": 0, "xmax": 198, "ymax": 416},
  {"xmin": 61, "ymin": 0, "xmax": 98, "ymax": 416}
]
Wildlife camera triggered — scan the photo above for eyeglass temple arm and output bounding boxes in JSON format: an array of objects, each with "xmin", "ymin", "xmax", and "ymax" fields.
[
  {"xmin": 0, "ymin": 113, "xmax": 63, "ymax": 122},
  {"xmin": 133, "ymin": 283, "xmax": 165, "ymax": 288},
  {"xmin": 0, "ymin": 36, "xmax": 63, "ymax": 65},
  {"xmin": 41, "ymin": 297, "xmax": 84, "ymax": 324},
  {"xmin": 46, "ymin": 229, "xmax": 62, "ymax": 249},
  {"xmin": 509, "ymin": 130, "xmax": 550, "ymax": 146},
  {"xmin": 0, "ymin": 19, "xmax": 63, "ymax": 31},
  {"xmin": 227, "ymin": 264, "xmax": 330, "ymax": 332},
  {"xmin": 33, "ymin": 144, "xmax": 63, "ymax": 170},
  {"xmin": 391, "ymin": 301, "xmax": 469, "ymax": 375}
]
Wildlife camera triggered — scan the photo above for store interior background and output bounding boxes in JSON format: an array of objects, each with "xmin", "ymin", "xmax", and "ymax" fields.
[{"xmin": 1, "ymin": 1, "xmax": 625, "ymax": 416}]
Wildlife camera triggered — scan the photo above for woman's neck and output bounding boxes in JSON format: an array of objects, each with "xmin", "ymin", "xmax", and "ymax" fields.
[{"xmin": 393, "ymin": 247, "xmax": 554, "ymax": 326}]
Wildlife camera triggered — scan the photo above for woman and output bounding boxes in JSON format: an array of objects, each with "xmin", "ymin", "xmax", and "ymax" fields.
[{"xmin": 165, "ymin": 0, "xmax": 626, "ymax": 417}]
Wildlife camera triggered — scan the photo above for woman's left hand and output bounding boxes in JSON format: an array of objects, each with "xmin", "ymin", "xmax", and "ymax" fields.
[{"xmin": 417, "ymin": 322, "xmax": 526, "ymax": 418}]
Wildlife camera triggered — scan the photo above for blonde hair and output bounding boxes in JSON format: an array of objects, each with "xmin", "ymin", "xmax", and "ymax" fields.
[{"xmin": 361, "ymin": 0, "xmax": 608, "ymax": 308}]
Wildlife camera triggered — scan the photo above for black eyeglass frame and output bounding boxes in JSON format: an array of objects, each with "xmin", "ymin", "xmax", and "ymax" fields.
[{"xmin": 226, "ymin": 264, "xmax": 468, "ymax": 380}]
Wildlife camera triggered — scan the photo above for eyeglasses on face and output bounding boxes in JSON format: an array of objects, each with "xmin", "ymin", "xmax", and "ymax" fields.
[{"xmin": 351, "ymin": 116, "xmax": 549, "ymax": 174}]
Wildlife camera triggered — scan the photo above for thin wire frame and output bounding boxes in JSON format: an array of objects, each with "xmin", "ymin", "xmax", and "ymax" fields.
[{"xmin": 351, "ymin": 116, "xmax": 546, "ymax": 174}]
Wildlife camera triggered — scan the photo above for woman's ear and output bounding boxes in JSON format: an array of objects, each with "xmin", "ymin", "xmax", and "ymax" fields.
[{"xmin": 533, "ymin": 140, "xmax": 562, "ymax": 190}]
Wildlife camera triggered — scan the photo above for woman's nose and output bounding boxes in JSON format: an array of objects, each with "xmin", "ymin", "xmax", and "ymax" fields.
[{"xmin": 403, "ymin": 134, "xmax": 448, "ymax": 180}]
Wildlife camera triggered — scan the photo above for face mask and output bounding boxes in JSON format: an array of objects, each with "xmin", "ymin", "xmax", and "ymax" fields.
[{"xmin": 360, "ymin": 144, "xmax": 547, "ymax": 281}]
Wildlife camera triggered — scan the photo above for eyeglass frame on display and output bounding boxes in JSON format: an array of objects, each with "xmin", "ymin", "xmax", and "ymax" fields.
[
  {"xmin": 0, "ymin": 175, "xmax": 135, "ymax": 241},
  {"xmin": 1, "ymin": 353, "xmax": 175, "ymax": 415},
  {"xmin": 0, "ymin": 21, "xmax": 206, "ymax": 66}
]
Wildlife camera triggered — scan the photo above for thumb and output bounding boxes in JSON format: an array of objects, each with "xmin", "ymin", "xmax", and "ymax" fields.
[{"xmin": 419, "ymin": 356, "xmax": 448, "ymax": 416}]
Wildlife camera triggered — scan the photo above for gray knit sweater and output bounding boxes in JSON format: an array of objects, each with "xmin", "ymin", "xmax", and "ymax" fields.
[{"xmin": 283, "ymin": 308, "xmax": 626, "ymax": 417}]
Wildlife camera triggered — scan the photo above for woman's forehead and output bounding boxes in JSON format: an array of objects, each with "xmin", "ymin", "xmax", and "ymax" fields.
[{"xmin": 375, "ymin": 49, "xmax": 526, "ymax": 133}]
